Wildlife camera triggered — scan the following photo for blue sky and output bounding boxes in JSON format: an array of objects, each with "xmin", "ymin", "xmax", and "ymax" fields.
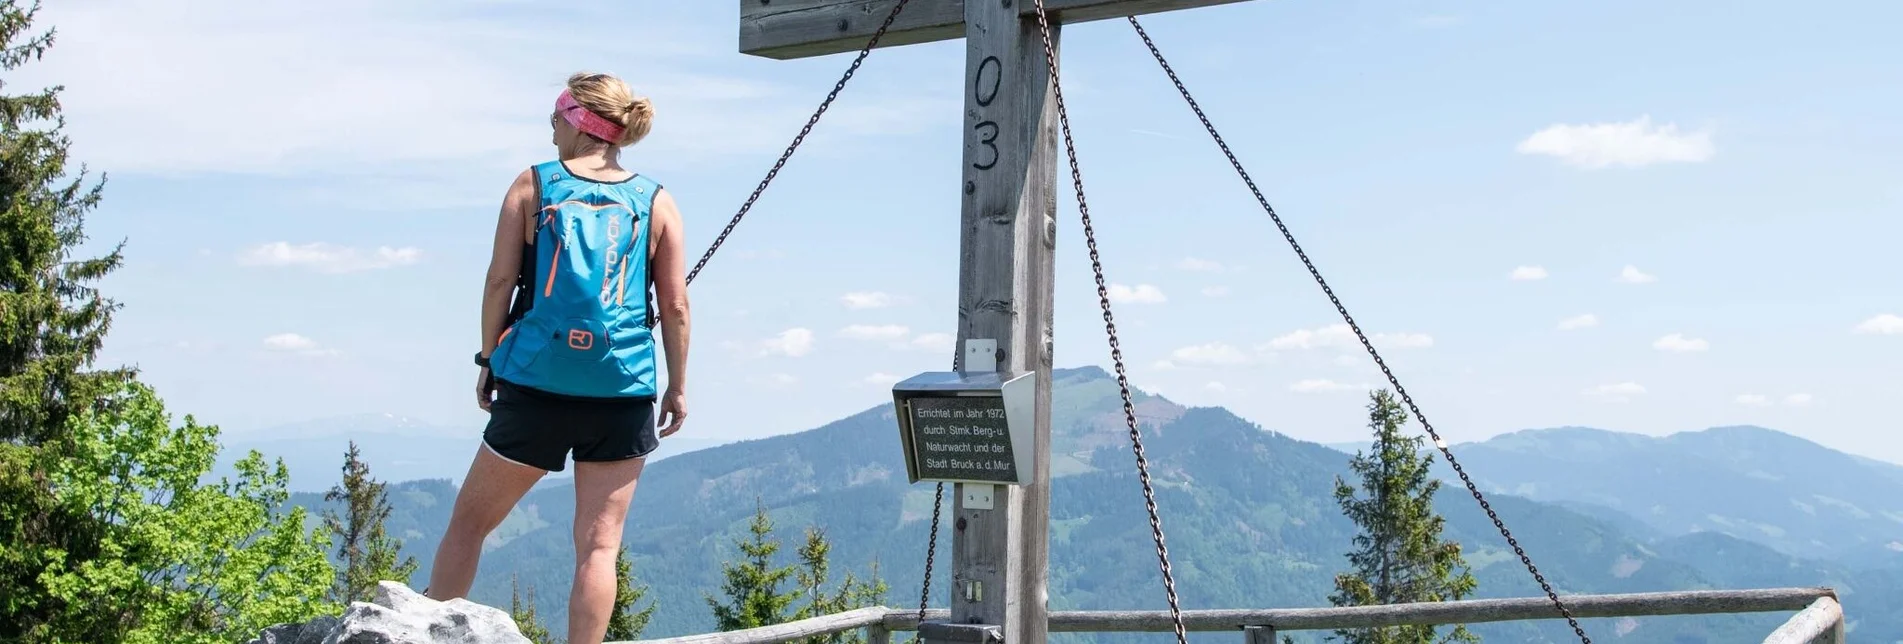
[{"xmin": 28, "ymin": 0, "xmax": 1902, "ymax": 462}]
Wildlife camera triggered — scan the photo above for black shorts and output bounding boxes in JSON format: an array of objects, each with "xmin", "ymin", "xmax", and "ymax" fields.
[{"xmin": 483, "ymin": 379, "xmax": 659, "ymax": 472}]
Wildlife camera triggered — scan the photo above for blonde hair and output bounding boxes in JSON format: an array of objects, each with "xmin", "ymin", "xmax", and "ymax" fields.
[{"xmin": 566, "ymin": 72, "xmax": 653, "ymax": 147}]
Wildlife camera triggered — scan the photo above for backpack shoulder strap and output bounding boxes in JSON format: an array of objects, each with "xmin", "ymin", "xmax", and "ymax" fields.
[{"xmin": 624, "ymin": 174, "xmax": 662, "ymax": 216}]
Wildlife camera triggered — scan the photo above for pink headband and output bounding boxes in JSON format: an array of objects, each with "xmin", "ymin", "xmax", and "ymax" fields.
[{"xmin": 555, "ymin": 89, "xmax": 626, "ymax": 143}]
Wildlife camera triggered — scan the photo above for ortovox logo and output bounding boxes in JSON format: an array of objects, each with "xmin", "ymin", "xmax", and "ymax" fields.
[{"xmin": 567, "ymin": 330, "xmax": 595, "ymax": 351}]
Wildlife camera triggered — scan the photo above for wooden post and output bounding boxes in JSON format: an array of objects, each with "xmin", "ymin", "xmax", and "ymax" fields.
[
  {"xmin": 948, "ymin": 1, "xmax": 1058, "ymax": 642},
  {"xmin": 737, "ymin": 2, "xmax": 1263, "ymax": 643},
  {"xmin": 1242, "ymin": 625, "xmax": 1277, "ymax": 644}
]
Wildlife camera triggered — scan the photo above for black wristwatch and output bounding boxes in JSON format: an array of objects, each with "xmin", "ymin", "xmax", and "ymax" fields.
[{"xmin": 474, "ymin": 352, "xmax": 490, "ymax": 368}]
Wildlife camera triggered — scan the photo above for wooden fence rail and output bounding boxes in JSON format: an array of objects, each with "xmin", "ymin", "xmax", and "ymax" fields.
[
  {"xmin": 617, "ymin": 587, "xmax": 1843, "ymax": 644},
  {"xmin": 1762, "ymin": 597, "xmax": 1846, "ymax": 644}
]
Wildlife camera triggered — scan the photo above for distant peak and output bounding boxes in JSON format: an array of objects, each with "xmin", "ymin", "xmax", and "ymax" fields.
[
  {"xmin": 1694, "ymin": 425, "xmax": 1788, "ymax": 437},
  {"xmin": 1053, "ymin": 365, "xmax": 1112, "ymax": 381}
]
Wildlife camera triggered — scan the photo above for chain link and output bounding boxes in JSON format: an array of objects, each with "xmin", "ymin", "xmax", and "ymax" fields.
[
  {"xmin": 1030, "ymin": 6, "xmax": 1189, "ymax": 644},
  {"xmin": 1124, "ymin": 16, "xmax": 1591, "ymax": 643},
  {"xmin": 917, "ymin": 481, "xmax": 943, "ymax": 628},
  {"xmin": 682, "ymin": 0, "xmax": 913, "ymax": 287}
]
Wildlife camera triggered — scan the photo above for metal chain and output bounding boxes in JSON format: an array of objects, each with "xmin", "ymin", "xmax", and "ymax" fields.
[
  {"xmin": 915, "ymin": 342, "xmax": 961, "ymax": 631},
  {"xmin": 1030, "ymin": 5, "xmax": 1188, "ymax": 644},
  {"xmin": 641, "ymin": 1, "xmax": 944, "ymax": 629},
  {"xmin": 1124, "ymin": 16, "xmax": 1591, "ymax": 643},
  {"xmin": 682, "ymin": 0, "xmax": 913, "ymax": 287}
]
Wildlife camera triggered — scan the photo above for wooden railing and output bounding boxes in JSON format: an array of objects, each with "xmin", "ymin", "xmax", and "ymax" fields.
[{"xmin": 619, "ymin": 587, "xmax": 1846, "ymax": 644}]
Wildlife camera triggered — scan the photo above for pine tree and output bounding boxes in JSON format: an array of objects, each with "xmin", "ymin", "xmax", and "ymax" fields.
[
  {"xmin": 510, "ymin": 574, "xmax": 558, "ymax": 644},
  {"xmin": 0, "ymin": 0, "xmax": 127, "ymax": 448},
  {"xmin": 606, "ymin": 545, "xmax": 657, "ymax": 640},
  {"xmin": 0, "ymin": 2, "xmax": 129, "ymax": 632},
  {"xmin": 323, "ymin": 440, "xmax": 419, "ymax": 604},
  {"xmin": 1326, "ymin": 389, "xmax": 1480, "ymax": 644},
  {"xmin": 793, "ymin": 526, "xmax": 888, "ymax": 644},
  {"xmin": 706, "ymin": 500, "xmax": 800, "ymax": 631}
]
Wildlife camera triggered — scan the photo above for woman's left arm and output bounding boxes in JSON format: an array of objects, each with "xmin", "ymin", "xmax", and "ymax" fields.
[{"xmin": 649, "ymin": 188, "xmax": 690, "ymax": 436}]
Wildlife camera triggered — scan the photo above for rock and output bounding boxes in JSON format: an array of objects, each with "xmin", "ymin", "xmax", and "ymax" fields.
[{"xmin": 247, "ymin": 581, "xmax": 532, "ymax": 644}]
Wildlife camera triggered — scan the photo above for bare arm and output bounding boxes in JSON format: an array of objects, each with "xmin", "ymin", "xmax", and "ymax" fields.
[
  {"xmin": 649, "ymin": 188, "xmax": 690, "ymax": 435},
  {"xmin": 477, "ymin": 169, "xmax": 534, "ymax": 409},
  {"xmin": 650, "ymin": 188, "xmax": 690, "ymax": 394}
]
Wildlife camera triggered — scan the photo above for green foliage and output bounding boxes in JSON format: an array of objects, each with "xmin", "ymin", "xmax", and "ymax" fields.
[
  {"xmin": 793, "ymin": 526, "xmax": 888, "ymax": 644},
  {"xmin": 510, "ymin": 574, "xmax": 559, "ymax": 644},
  {"xmin": 26, "ymin": 379, "xmax": 338, "ymax": 642},
  {"xmin": 702, "ymin": 501, "xmax": 888, "ymax": 641},
  {"xmin": 323, "ymin": 441, "xmax": 419, "ymax": 604},
  {"xmin": 707, "ymin": 501, "xmax": 801, "ymax": 631},
  {"xmin": 607, "ymin": 545, "xmax": 657, "ymax": 641},
  {"xmin": 1326, "ymin": 390, "xmax": 1479, "ymax": 644}
]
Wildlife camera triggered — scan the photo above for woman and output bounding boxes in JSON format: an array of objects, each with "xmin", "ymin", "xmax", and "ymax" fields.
[{"xmin": 426, "ymin": 72, "xmax": 690, "ymax": 644}]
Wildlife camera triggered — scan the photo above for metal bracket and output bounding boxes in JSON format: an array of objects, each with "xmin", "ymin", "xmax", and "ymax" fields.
[
  {"xmin": 964, "ymin": 338, "xmax": 998, "ymax": 373},
  {"xmin": 963, "ymin": 483, "xmax": 995, "ymax": 511}
]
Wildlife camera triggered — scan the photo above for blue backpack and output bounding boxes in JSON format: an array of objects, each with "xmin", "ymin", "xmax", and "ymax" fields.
[{"xmin": 490, "ymin": 160, "xmax": 660, "ymax": 399}]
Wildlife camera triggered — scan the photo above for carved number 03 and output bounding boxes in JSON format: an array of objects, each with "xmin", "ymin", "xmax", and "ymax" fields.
[{"xmin": 971, "ymin": 55, "xmax": 1002, "ymax": 171}]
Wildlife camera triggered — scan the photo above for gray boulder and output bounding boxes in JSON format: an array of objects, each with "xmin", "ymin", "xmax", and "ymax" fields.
[{"xmin": 248, "ymin": 581, "xmax": 531, "ymax": 644}]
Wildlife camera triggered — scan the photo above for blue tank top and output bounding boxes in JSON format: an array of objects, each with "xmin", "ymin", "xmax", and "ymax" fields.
[{"xmin": 490, "ymin": 160, "xmax": 660, "ymax": 399}]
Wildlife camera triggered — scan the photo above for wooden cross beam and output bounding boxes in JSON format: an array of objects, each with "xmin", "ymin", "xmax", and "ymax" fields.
[
  {"xmin": 740, "ymin": 0, "xmax": 1253, "ymax": 59},
  {"xmin": 738, "ymin": 2, "xmax": 1257, "ymax": 643}
]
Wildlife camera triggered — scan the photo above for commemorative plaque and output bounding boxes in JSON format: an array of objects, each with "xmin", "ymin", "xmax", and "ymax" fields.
[{"xmin": 891, "ymin": 370, "xmax": 1034, "ymax": 485}]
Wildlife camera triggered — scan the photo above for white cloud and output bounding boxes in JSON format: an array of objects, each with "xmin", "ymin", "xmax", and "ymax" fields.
[
  {"xmin": 1653, "ymin": 333, "xmax": 1709, "ymax": 353},
  {"xmin": 1266, "ymin": 324, "xmax": 1431, "ymax": 351},
  {"xmin": 910, "ymin": 333, "xmax": 956, "ymax": 354},
  {"xmin": 1736, "ymin": 394, "xmax": 1771, "ymax": 407},
  {"xmin": 1266, "ymin": 325, "xmax": 1356, "ymax": 351},
  {"xmin": 1205, "ymin": 382, "xmax": 1227, "ymax": 393},
  {"xmin": 1201, "ymin": 286, "xmax": 1230, "ymax": 297},
  {"xmin": 1515, "ymin": 115, "xmax": 1715, "ymax": 169},
  {"xmin": 1151, "ymin": 360, "xmax": 1178, "ymax": 371},
  {"xmin": 760, "ymin": 328, "xmax": 814, "ymax": 357},
  {"xmin": 839, "ymin": 324, "xmax": 910, "ymax": 341},
  {"xmin": 1584, "ymin": 382, "xmax": 1646, "ymax": 402},
  {"xmin": 1617, "ymin": 265, "xmax": 1658, "ymax": 284},
  {"xmin": 1557, "ymin": 314, "xmax": 1600, "ymax": 331},
  {"xmin": 1290, "ymin": 379, "xmax": 1358, "ymax": 394},
  {"xmin": 262, "ymin": 333, "xmax": 336, "ymax": 357},
  {"xmin": 1509, "ymin": 265, "xmax": 1549, "ymax": 281},
  {"xmin": 22, "ymin": 0, "xmax": 944, "ymax": 185},
  {"xmin": 1855, "ymin": 314, "xmax": 1903, "ymax": 335},
  {"xmin": 1177, "ymin": 257, "xmax": 1223, "ymax": 272},
  {"xmin": 1170, "ymin": 343, "xmax": 1252, "ymax": 367},
  {"xmin": 264, "ymin": 333, "xmax": 318, "ymax": 352},
  {"xmin": 1784, "ymin": 393, "xmax": 1814, "ymax": 407},
  {"xmin": 841, "ymin": 292, "xmax": 893, "ymax": 310},
  {"xmin": 1107, "ymin": 283, "xmax": 1168, "ymax": 304},
  {"xmin": 239, "ymin": 242, "xmax": 422, "ymax": 273},
  {"xmin": 863, "ymin": 372, "xmax": 901, "ymax": 387}
]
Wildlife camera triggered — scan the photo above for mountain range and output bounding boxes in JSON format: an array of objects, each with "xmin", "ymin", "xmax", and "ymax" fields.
[
  {"xmin": 216, "ymin": 413, "xmax": 727, "ymax": 492},
  {"xmin": 264, "ymin": 367, "xmax": 1902, "ymax": 643}
]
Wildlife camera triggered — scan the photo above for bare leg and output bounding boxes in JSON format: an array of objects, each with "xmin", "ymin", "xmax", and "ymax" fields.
[
  {"xmin": 566, "ymin": 456, "xmax": 646, "ymax": 644},
  {"xmin": 426, "ymin": 443, "xmax": 547, "ymax": 601}
]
